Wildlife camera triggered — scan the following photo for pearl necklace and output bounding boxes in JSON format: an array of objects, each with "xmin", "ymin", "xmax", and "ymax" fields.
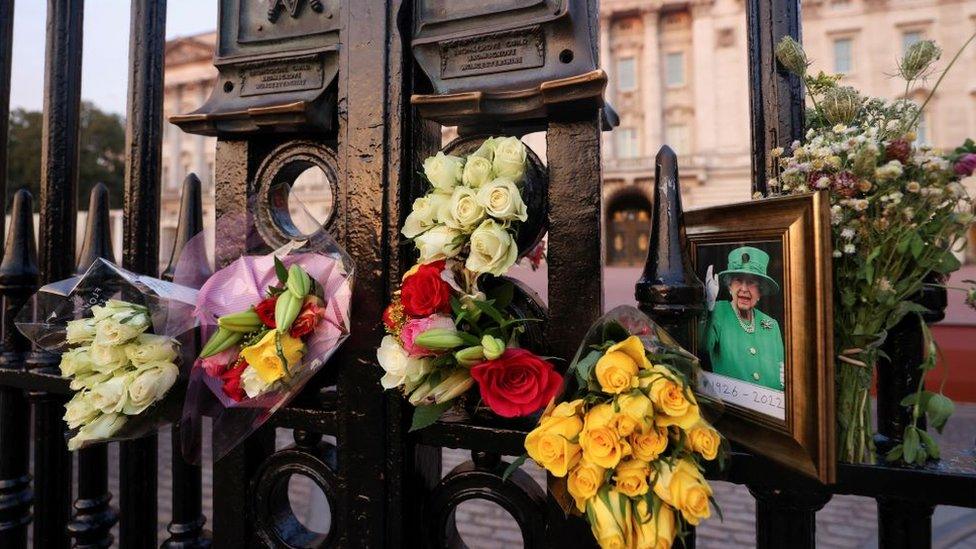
[{"xmin": 733, "ymin": 305, "xmax": 756, "ymax": 333}]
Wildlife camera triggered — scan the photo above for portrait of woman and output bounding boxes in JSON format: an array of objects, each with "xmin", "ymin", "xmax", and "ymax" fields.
[{"xmin": 702, "ymin": 245, "xmax": 785, "ymax": 391}]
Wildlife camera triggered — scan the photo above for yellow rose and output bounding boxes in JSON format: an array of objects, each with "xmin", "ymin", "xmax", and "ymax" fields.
[
  {"xmin": 596, "ymin": 353, "xmax": 638, "ymax": 395},
  {"xmin": 240, "ymin": 331, "xmax": 305, "ymax": 384},
  {"xmin": 633, "ymin": 499, "xmax": 677, "ymax": 549},
  {"xmin": 567, "ymin": 460, "xmax": 605, "ymax": 512},
  {"xmin": 648, "ymin": 365, "xmax": 701, "ymax": 430},
  {"xmin": 613, "ymin": 459, "xmax": 651, "ymax": 497},
  {"xmin": 688, "ymin": 419, "xmax": 722, "ymax": 461},
  {"xmin": 580, "ymin": 404, "xmax": 630, "ymax": 469},
  {"xmin": 629, "ymin": 424, "xmax": 669, "ymax": 462},
  {"xmin": 586, "ymin": 490, "xmax": 632, "ymax": 549},
  {"xmin": 607, "ymin": 336, "xmax": 652, "ymax": 369},
  {"xmin": 611, "ymin": 392, "xmax": 652, "ymax": 437},
  {"xmin": 652, "ymin": 459, "xmax": 712, "ymax": 526},
  {"xmin": 524, "ymin": 400, "xmax": 584, "ymax": 477}
]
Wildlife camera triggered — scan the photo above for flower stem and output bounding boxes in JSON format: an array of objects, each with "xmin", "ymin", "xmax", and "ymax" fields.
[{"xmin": 904, "ymin": 30, "xmax": 976, "ymax": 132}]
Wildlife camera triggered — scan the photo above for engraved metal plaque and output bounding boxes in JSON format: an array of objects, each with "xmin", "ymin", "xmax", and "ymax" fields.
[
  {"xmin": 240, "ymin": 60, "xmax": 325, "ymax": 97},
  {"xmin": 440, "ymin": 27, "xmax": 545, "ymax": 79}
]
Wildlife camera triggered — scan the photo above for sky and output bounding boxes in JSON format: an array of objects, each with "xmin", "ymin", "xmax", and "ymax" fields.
[{"xmin": 10, "ymin": 1, "xmax": 219, "ymax": 114}]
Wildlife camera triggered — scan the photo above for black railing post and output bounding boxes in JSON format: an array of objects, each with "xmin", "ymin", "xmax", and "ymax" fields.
[
  {"xmin": 873, "ymin": 282, "xmax": 946, "ymax": 549},
  {"xmin": 34, "ymin": 1, "xmax": 85, "ymax": 546},
  {"xmin": 750, "ymin": 486, "xmax": 831, "ymax": 549},
  {"xmin": 162, "ymin": 174, "xmax": 211, "ymax": 549},
  {"xmin": 119, "ymin": 0, "xmax": 166, "ymax": 546},
  {"xmin": 67, "ymin": 183, "xmax": 118, "ymax": 548},
  {"xmin": 0, "ymin": 190, "xmax": 39, "ymax": 548},
  {"xmin": 635, "ymin": 146, "xmax": 705, "ymax": 352},
  {"xmin": 0, "ymin": 0, "xmax": 14, "ymax": 249}
]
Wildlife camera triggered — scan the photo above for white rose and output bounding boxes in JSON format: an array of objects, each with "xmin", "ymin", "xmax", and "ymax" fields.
[
  {"xmin": 123, "ymin": 361, "xmax": 178, "ymax": 415},
  {"xmin": 423, "ymin": 152, "xmax": 464, "ymax": 193},
  {"xmin": 65, "ymin": 318, "xmax": 97, "ymax": 344},
  {"xmin": 462, "ymin": 155, "xmax": 494, "ymax": 188},
  {"xmin": 69, "ymin": 372, "xmax": 112, "ymax": 391},
  {"xmin": 241, "ymin": 365, "xmax": 273, "ymax": 399},
  {"xmin": 402, "ymin": 196, "xmax": 439, "ymax": 239},
  {"xmin": 94, "ymin": 316, "xmax": 148, "ymax": 346},
  {"xmin": 376, "ymin": 335, "xmax": 430, "ymax": 390},
  {"xmin": 92, "ymin": 300, "xmax": 148, "ymax": 322},
  {"xmin": 89, "ymin": 372, "xmax": 135, "ymax": 414},
  {"xmin": 63, "ymin": 391, "xmax": 99, "ymax": 430},
  {"xmin": 476, "ymin": 178, "xmax": 528, "ymax": 222},
  {"xmin": 89, "ymin": 342, "xmax": 130, "ymax": 374},
  {"xmin": 59, "ymin": 347, "xmax": 95, "ymax": 377},
  {"xmin": 414, "ymin": 225, "xmax": 462, "ymax": 263},
  {"xmin": 465, "ymin": 219, "xmax": 518, "ymax": 276},
  {"xmin": 68, "ymin": 413, "xmax": 126, "ymax": 451},
  {"xmin": 472, "ymin": 137, "xmax": 497, "ymax": 161},
  {"xmin": 125, "ymin": 333, "xmax": 178, "ymax": 366},
  {"xmin": 445, "ymin": 186, "xmax": 486, "ymax": 232},
  {"xmin": 491, "ymin": 137, "xmax": 527, "ymax": 182}
]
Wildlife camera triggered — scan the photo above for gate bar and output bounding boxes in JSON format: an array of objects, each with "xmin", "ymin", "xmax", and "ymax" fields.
[
  {"xmin": 34, "ymin": 1, "xmax": 85, "ymax": 546},
  {"xmin": 119, "ymin": 0, "xmax": 167, "ymax": 546}
]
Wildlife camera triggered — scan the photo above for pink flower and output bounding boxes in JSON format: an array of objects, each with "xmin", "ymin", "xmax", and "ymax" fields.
[
  {"xmin": 400, "ymin": 314, "xmax": 455, "ymax": 357},
  {"xmin": 201, "ymin": 346, "xmax": 239, "ymax": 377},
  {"xmin": 954, "ymin": 153, "xmax": 976, "ymax": 177}
]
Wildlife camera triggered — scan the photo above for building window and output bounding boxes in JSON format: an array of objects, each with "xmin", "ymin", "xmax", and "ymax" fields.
[
  {"xmin": 615, "ymin": 128, "xmax": 639, "ymax": 158},
  {"xmin": 665, "ymin": 52, "xmax": 685, "ymax": 87},
  {"xmin": 833, "ymin": 38, "xmax": 853, "ymax": 74},
  {"xmin": 665, "ymin": 124, "xmax": 690, "ymax": 155},
  {"xmin": 902, "ymin": 31, "xmax": 922, "ymax": 54},
  {"xmin": 617, "ymin": 57, "xmax": 637, "ymax": 92}
]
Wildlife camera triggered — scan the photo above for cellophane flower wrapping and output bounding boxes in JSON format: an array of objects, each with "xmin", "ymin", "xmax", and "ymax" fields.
[
  {"xmin": 15, "ymin": 258, "xmax": 200, "ymax": 450},
  {"xmin": 177, "ymin": 229, "xmax": 354, "ymax": 461},
  {"xmin": 525, "ymin": 306, "xmax": 724, "ymax": 549}
]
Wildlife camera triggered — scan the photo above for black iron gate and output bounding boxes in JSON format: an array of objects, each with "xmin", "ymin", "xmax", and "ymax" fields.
[{"xmin": 0, "ymin": 0, "xmax": 973, "ymax": 548}]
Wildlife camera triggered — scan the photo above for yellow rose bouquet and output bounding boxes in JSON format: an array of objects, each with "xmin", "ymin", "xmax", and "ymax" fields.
[
  {"xmin": 523, "ymin": 306, "xmax": 725, "ymax": 549},
  {"xmin": 15, "ymin": 258, "xmax": 200, "ymax": 450}
]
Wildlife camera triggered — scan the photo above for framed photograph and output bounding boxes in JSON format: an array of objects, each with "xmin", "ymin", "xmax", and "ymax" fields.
[{"xmin": 685, "ymin": 192, "xmax": 835, "ymax": 483}]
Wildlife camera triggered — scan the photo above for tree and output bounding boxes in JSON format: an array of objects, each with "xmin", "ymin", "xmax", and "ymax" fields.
[{"xmin": 7, "ymin": 101, "xmax": 126, "ymax": 210}]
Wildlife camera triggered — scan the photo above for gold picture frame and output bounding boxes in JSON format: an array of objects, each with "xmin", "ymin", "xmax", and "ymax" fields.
[{"xmin": 685, "ymin": 192, "xmax": 835, "ymax": 483}]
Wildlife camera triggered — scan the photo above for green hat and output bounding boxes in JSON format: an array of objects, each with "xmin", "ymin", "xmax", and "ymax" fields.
[{"xmin": 718, "ymin": 246, "xmax": 780, "ymax": 295}]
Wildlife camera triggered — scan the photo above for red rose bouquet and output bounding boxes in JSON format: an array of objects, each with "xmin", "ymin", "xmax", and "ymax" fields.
[{"xmin": 377, "ymin": 136, "xmax": 560, "ymax": 429}]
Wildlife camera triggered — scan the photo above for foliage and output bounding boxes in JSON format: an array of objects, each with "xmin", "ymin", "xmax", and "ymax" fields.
[{"xmin": 7, "ymin": 101, "xmax": 126, "ymax": 210}]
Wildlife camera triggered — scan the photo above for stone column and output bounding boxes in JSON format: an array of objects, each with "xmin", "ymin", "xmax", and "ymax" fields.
[
  {"xmin": 169, "ymin": 83, "xmax": 183, "ymax": 190},
  {"xmin": 641, "ymin": 7, "xmax": 662, "ymax": 154},
  {"xmin": 195, "ymin": 84, "xmax": 209, "ymax": 185}
]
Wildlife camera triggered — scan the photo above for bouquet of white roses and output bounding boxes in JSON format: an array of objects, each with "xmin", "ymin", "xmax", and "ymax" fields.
[{"xmin": 16, "ymin": 258, "xmax": 199, "ymax": 450}]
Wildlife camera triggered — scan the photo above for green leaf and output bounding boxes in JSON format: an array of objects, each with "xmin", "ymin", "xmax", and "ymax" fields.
[
  {"xmin": 925, "ymin": 393, "xmax": 954, "ymax": 433},
  {"xmin": 601, "ymin": 321, "xmax": 630, "ymax": 344},
  {"xmin": 472, "ymin": 299, "xmax": 506, "ymax": 326},
  {"xmin": 274, "ymin": 256, "xmax": 288, "ymax": 285},
  {"xmin": 917, "ymin": 429, "xmax": 941, "ymax": 460},
  {"xmin": 902, "ymin": 427, "xmax": 920, "ymax": 464},
  {"xmin": 885, "ymin": 444, "xmax": 904, "ymax": 463},
  {"xmin": 886, "ymin": 302, "xmax": 929, "ymax": 330},
  {"xmin": 910, "ymin": 234, "xmax": 924, "ymax": 258},
  {"xmin": 409, "ymin": 402, "xmax": 452, "ymax": 432},
  {"xmin": 486, "ymin": 281, "xmax": 515, "ymax": 310},
  {"xmin": 572, "ymin": 350, "xmax": 602, "ymax": 386},
  {"xmin": 502, "ymin": 454, "xmax": 528, "ymax": 482},
  {"xmin": 932, "ymin": 251, "xmax": 962, "ymax": 274}
]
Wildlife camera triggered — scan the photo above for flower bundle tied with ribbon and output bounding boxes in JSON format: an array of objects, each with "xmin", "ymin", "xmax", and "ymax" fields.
[{"xmin": 378, "ymin": 136, "xmax": 561, "ymax": 429}]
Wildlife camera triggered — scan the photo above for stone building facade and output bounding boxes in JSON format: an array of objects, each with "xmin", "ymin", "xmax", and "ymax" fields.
[{"xmin": 161, "ymin": 0, "xmax": 976, "ymax": 266}]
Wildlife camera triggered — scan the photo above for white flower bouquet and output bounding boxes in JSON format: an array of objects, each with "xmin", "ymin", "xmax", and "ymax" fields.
[{"xmin": 16, "ymin": 258, "xmax": 199, "ymax": 450}]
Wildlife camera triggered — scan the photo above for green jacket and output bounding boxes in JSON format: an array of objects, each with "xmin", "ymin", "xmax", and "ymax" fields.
[{"xmin": 704, "ymin": 300, "xmax": 784, "ymax": 390}]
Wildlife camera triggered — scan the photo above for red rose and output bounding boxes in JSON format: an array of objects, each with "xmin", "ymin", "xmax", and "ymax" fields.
[
  {"xmin": 470, "ymin": 348, "xmax": 562, "ymax": 418},
  {"xmin": 220, "ymin": 361, "xmax": 248, "ymax": 402},
  {"xmin": 290, "ymin": 297, "xmax": 326, "ymax": 339},
  {"xmin": 400, "ymin": 260, "xmax": 452, "ymax": 317},
  {"xmin": 383, "ymin": 300, "xmax": 404, "ymax": 334},
  {"xmin": 255, "ymin": 296, "xmax": 277, "ymax": 328}
]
